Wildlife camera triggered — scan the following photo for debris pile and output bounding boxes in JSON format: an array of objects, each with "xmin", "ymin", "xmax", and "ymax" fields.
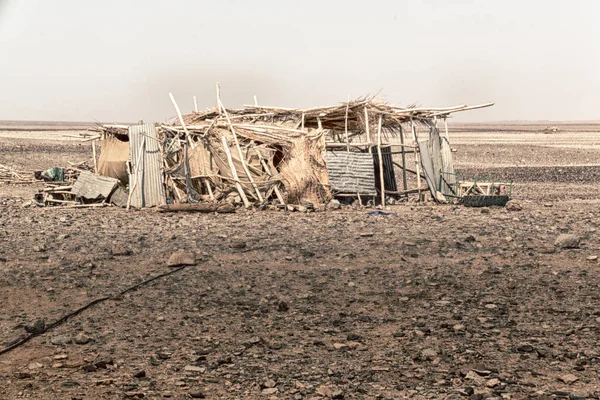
[{"xmin": 0, "ymin": 164, "xmax": 34, "ymax": 184}]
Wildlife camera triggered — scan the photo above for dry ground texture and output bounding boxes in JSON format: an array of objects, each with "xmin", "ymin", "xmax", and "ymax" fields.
[{"xmin": 1, "ymin": 122, "xmax": 600, "ymax": 400}]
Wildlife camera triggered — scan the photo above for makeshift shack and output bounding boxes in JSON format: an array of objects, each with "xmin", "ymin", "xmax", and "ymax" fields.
[{"xmin": 91, "ymin": 86, "xmax": 493, "ymax": 209}]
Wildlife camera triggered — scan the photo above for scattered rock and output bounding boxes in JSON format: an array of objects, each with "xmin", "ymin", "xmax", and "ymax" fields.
[
  {"xmin": 486, "ymin": 378, "xmax": 500, "ymax": 388},
  {"xmin": 326, "ymin": 199, "xmax": 341, "ymax": 211},
  {"xmin": 360, "ymin": 232, "xmax": 374, "ymax": 237},
  {"xmin": 505, "ymin": 201, "xmax": 522, "ymax": 211},
  {"xmin": 184, "ymin": 365, "xmax": 206, "ymax": 373},
  {"xmin": 277, "ymin": 300, "xmax": 289, "ymax": 312},
  {"xmin": 27, "ymin": 362, "xmax": 43, "ymax": 370},
  {"xmin": 167, "ymin": 251, "xmax": 196, "ymax": 267},
  {"xmin": 262, "ymin": 388, "xmax": 278, "ymax": 395},
  {"xmin": 559, "ymin": 374, "xmax": 578, "ymax": 384},
  {"xmin": 111, "ymin": 246, "xmax": 132, "ymax": 256},
  {"xmin": 189, "ymin": 392, "xmax": 205, "ymax": 399},
  {"xmin": 517, "ymin": 344, "xmax": 535, "ymax": 353},
  {"xmin": 74, "ymin": 333, "xmax": 91, "ymax": 345},
  {"xmin": 555, "ymin": 234, "xmax": 580, "ymax": 249},
  {"xmin": 123, "ymin": 392, "xmax": 145, "ymax": 398},
  {"xmin": 133, "ymin": 370, "xmax": 146, "ymax": 378},
  {"xmin": 263, "ymin": 379, "xmax": 277, "ymax": 388},
  {"xmin": 420, "ymin": 348, "xmax": 437, "ymax": 361},
  {"xmin": 229, "ymin": 240, "xmax": 247, "ymax": 249},
  {"xmin": 51, "ymin": 335, "xmax": 72, "ymax": 346},
  {"xmin": 25, "ymin": 319, "xmax": 45, "ymax": 334}
]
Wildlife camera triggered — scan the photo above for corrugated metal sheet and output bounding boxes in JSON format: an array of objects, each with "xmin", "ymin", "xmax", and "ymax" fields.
[
  {"xmin": 72, "ymin": 171, "xmax": 119, "ymax": 201},
  {"xmin": 323, "ymin": 151, "xmax": 376, "ymax": 195},
  {"xmin": 440, "ymin": 136, "xmax": 456, "ymax": 196},
  {"xmin": 128, "ymin": 124, "xmax": 166, "ymax": 208},
  {"xmin": 371, "ymin": 146, "xmax": 398, "ymax": 193}
]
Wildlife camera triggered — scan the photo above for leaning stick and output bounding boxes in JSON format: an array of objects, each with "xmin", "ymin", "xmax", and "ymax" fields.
[
  {"xmin": 91, "ymin": 140, "xmax": 98, "ymax": 174},
  {"xmin": 376, "ymin": 115, "xmax": 385, "ymax": 205},
  {"xmin": 344, "ymin": 96, "xmax": 350, "ymax": 152},
  {"xmin": 410, "ymin": 119, "xmax": 422, "ymax": 200},
  {"xmin": 193, "ymin": 96, "xmax": 198, "ymax": 113},
  {"xmin": 169, "ymin": 93, "xmax": 192, "ymax": 146},
  {"xmin": 221, "ymin": 136, "xmax": 250, "ymax": 208},
  {"xmin": 216, "ymin": 83, "xmax": 263, "ymax": 202},
  {"xmin": 364, "ymin": 107, "xmax": 371, "ymax": 153}
]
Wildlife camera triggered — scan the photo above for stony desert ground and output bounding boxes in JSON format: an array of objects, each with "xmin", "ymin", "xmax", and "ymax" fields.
[{"xmin": 1, "ymin": 121, "xmax": 600, "ymax": 399}]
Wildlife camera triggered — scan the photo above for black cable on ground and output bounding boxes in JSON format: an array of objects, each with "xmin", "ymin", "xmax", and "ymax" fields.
[{"xmin": 0, "ymin": 264, "xmax": 189, "ymax": 357}]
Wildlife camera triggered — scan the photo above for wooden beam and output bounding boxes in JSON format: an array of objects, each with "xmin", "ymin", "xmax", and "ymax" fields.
[{"xmin": 376, "ymin": 115, "xmax": 385, "ymax": 205}]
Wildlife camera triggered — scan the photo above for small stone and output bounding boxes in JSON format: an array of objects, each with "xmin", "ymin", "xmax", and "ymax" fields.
[
  {"xmin": 133, "ymin": 370, "xmax": 146, "ymax": 378},
  {"xmin": 347, "ymin": 282, "xmax": 355, "ymax": 287},
  {"xmin": 316, "ymin": 385, "xmax": 334, "ymax": 397},
  {"xmin": 184, "ymin": 365, "xmax": 206, "ymax": 373},
  {"xmin": 517, "ymin": 344, "xmax": 535, "ymax": 353},
  {"xmin": 262, "ymin": 388, "xmax": 278, "ymax": 395},
  {"xmin": 51, "ymin": 335, "xmax": 72, "ymax": 346},
  {"xmin": 123, "ymin": 392, "xmax": 144, "ymax": 398},
  {"xmin": 111, "ymin": 246, "xmax": 132, "ymax": 256},
  {"xmin": 297, "ymin": 205, "xmax": 308, "ymax": 213},
  {"xmin": 27, "ymin": 362, "xmax": 43, "ymax": 370},
  {"xmin": 505, "ymin": 201, "xmax": 522, "ymax": 211},
  {"xmin": 486, "ymin": 378, "xmax": 500, "ymax": 388},
  {"xmin": 360, "ymin": 232, "xmax": 374, "ymax": 237},
  {"xmin": 230, "ymin": 240, "xmax": 247, "ymax": 249},
  {"xmin": 586, "ymin": 255, "xmax": 597, "ymax": 261},
  {"xmin": 277, "ymin": 301, "xmax": 289, "ymax": 312},
  {"xmin": 559, "ymin": 374, "xmax": 578, "ymax": 384},
  {"xmin": 263, "ymin": 379, "xmax": 277, "ymax": 388},
  {"xmin": 333, "ymin": 343, "xmax": 348, "ymax": 350},
  {"xmin": 327, "ymin": 199, "xmax": 341, "ymax": 211},
  {"xmin": 53, "ymin": 354, "xmax": 68, "ymax": 360},
  {"xmin": 74, "ymin": 333, "xmax": 91, "ymax": 345},
  {"xmin": 555, "ymin": 234, "xmax": 580, "ymax": 249},
  {"xmin": 420, "ymin": 348, "xmax": 437, "ymax": 361},
  {"xmin": 167, "ymin": 251, "xmax": 196, "ymax": 267},
  {"xmin": 189, "ymin": 392, "xmax": 205, "ymax": 399},
  {"xmin": 453, "ymin": 324, "xmax": 465, "ymax": 332},
  {"xmin": 25, "ymin": 319, "xmax": 45, "ymax": 334},
  {"xmin": 82, "ymin": 363, "xmax": 97, "ymax": 373}
]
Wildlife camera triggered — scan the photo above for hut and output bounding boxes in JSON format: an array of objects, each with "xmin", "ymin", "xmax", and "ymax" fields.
[{"xmin": 92, "ymin": 86, "xmax": 493, "ymax": 209}]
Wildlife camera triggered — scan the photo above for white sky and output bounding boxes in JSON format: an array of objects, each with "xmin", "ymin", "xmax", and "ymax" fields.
[{"xmin": 0, "ymin": 0, "xmax": 599, "ymax": 122}]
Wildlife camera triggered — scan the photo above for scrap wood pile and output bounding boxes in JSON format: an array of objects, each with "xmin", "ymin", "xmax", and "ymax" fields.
[
  {"xmin": 0, "ymin": 164, "xmax": 35, "ymax": 184},
  {"xmin": 34, "ymin": 162, "xmax": 120, "ymax": 208}
]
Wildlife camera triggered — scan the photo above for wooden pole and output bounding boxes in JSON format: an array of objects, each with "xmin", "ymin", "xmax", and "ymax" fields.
[
  {"xmin": 91, "ymin": 140, "xmax": 98, "ymax": 174},
  {"xmin": 444, "ymin": 117, "xmax": 450, "ymax": 140},
  {"xmin": 193, "ymin": 96, "xmax": 198, "ymax": 113},
  {"xmin": 221, "ymin": 136, "xmax": 250, "ymax": 208},
  {"xmin": 169, "ymin": 93, "xmax": 192, "ymax": 146},
  {"xmin": 376, "ymin": 115, "xmax": 385, "ymax": 205},
  {"xmin": 399, "ymin": 126, "xmax": 408, "ymax": 193},
  {"xmin": 254, "ymin": 95, "xmax": 258, "ymax": 106},
  {"xmin": 216, "ymin": 83, "xmax": 264, "ymax": 202},
  {"xmin": 344, "ymin": 96, "xmax": 350, "ymax": 152},
  {"xmin": 410, "ymin": 119, "xmax": 423, "ymax": 201},
  {"xmin": 364, "ymin": 107, "xmax": 371, "ymax": 153}
]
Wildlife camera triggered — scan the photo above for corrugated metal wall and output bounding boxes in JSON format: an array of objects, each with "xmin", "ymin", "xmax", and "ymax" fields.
[
  {"xmin": 323, "ymin": 151, "xmax": 376, "ymax": 195},
  {"xmin": 371, "ymin": 146, "xmax": 398, "ymax": 193},
  {"xmin": 128, "ymin": 124, "xmax": 166, "ymax": 208}
]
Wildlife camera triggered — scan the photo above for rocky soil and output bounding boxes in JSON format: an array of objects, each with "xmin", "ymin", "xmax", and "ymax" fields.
[{"xmin": 1, "ymin": 126, "xmax": 600, "ymax": 399}]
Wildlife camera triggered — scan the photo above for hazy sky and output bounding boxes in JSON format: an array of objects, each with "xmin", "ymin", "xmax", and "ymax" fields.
[{"xmin": 1, "ymin": 0, "xmax": 599, "ymax": 122}]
